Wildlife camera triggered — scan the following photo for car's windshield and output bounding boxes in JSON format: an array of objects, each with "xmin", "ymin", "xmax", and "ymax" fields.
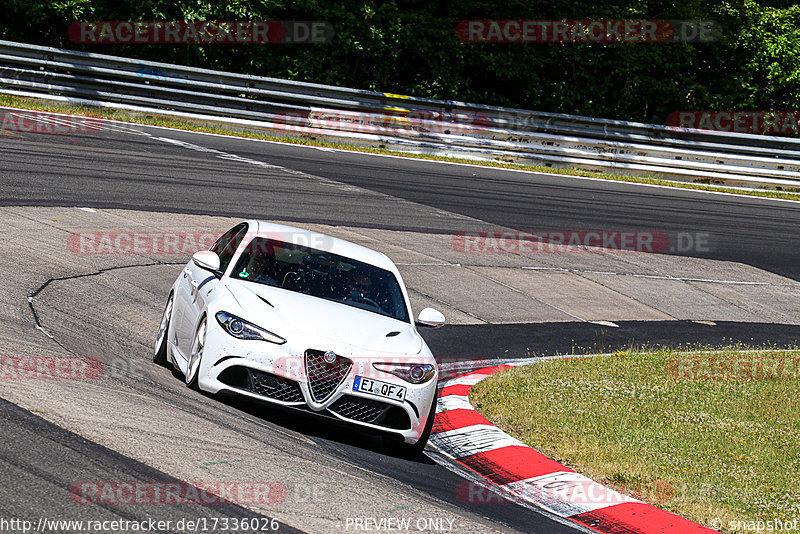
[{"xmin": 231, "ymin": 237, "xmax": 410, "ymax": 323}]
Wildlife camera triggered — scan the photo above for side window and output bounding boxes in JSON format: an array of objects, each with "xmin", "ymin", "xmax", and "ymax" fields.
[{"xmin": 211, "ymin": 223, "xmax": 248, "ymax": 273}]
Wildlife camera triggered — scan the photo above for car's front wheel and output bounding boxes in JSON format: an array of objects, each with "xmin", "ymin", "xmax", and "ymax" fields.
[
  {"xmin": 384, "ymin": 393, "xmax": 438, "ymax": 458},
  {"xmin": 185, "ymin": 316, "xmax": 206, "ymax": 390},
  {"xmin": 153, "ymin": 293, "xmax": 173, "ymax": 367}
]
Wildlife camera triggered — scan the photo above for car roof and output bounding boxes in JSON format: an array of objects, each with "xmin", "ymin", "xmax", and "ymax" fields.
[{"xmin": 247, "ymin": 220, "xmax": 398, "ymax": 272}]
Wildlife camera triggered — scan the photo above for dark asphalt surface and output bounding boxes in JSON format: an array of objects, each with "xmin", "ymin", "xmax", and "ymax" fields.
[
  {"xmin": 0, "ymin": 397, "xmax": 302, "ymax": 534},
  {"xmin": 423, "ymin": 320, "xmax": 800, "ymax": 368},
  {"xmin": 3, "ymin": 115, "xmax": 800, "ymax": 533},
  {"xmin": 2, "ymin": 119, "xmax": 798, "ymax": 279}
]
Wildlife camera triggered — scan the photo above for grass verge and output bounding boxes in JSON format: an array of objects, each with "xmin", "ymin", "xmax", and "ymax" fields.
[
  {"xmin": 469, "ymin": 346, "xmax": 800, "ymax": 532},
  {"xmin": 2, "ymin": 93, "xmax": 800, "ymax": 202}
]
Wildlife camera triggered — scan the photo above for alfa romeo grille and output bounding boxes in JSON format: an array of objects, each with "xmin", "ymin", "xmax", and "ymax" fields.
[{"xmin": 305, "ymin": 349, "xmax": 352, "ymax": 403}]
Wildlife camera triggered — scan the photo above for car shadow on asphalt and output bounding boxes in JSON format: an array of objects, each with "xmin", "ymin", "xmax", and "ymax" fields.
[{"xmin": 201, "ymin": 385, "xmax": 438, "ymax": 465}]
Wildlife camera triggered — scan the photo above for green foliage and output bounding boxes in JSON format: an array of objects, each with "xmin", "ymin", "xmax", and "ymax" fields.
[{"xmin": 0, "ymin": 0, "xmax": 797, "ymax": 123}]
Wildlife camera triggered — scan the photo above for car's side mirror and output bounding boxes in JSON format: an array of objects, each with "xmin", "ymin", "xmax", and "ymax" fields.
[
  {"xmin": 192, "ymin": 251, "xmax": 221, "ymax": 275},
  {"xmin": 416, "ymin": 308, "xmax": 446, "ymax": 328}
]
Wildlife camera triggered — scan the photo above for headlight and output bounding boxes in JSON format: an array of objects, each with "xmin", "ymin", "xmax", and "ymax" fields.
[
  {"xmin": 373, "ymin": 363, "xmax": 435, "ymax": 384},
  {"xmin": 215, "ymin": 311, "xmax": 286, "ymax": 344}
]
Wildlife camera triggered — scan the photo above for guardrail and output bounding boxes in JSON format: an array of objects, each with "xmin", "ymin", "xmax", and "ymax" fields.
[{"xmin": 1, "ymin": 39, "xmax": 799, "ymax": 188}]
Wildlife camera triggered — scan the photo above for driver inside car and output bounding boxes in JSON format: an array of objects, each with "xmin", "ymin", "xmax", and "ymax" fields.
[{"xmin": 345, "ymin": 269, "xmax": 373, "ymax": 299}]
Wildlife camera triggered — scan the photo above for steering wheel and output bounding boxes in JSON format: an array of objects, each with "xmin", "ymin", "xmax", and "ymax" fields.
[
  {"xmin": 344, "ymin": 292, "xmax": 381, "ymax": 309},
  {"xmin": 282, "ymin": 271, "xmax": 305, "ymax": 289}
]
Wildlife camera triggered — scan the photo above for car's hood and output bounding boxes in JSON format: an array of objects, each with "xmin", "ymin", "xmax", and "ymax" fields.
[{"xmin": 224, "ymin": 280, "xmax": 423, "ymax": 357}]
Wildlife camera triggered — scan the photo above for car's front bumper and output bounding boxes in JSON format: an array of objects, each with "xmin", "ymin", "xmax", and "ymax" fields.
[{"xmin": 196, "ymin": 332, "xmax": 438, "ymax": 444}]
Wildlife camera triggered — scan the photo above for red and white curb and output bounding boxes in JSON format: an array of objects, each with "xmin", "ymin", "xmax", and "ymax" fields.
[{"xmin": 429, "ymin": 363, "xmax": 717, "ymax": 533}]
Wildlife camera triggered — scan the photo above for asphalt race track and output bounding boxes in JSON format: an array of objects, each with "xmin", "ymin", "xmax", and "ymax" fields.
[
  {"xmin": 1, "ymin": 113, "xmax": 799, "ymax": 533},
  {"xmin": 0, "ymin": 397, "xmax": 303, "ymax": 534},
  {"xmin": 3, "ymin": 120, "xmax": 799, "ymax": 280}
]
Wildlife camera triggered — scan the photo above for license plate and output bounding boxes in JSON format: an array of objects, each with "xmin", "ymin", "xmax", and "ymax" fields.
[{"xmin": 353, "ymin": 376, "xmax": 406, "ymax": 402}]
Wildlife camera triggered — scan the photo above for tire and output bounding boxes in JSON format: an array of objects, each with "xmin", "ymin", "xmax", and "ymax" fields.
[
  {"xmin": 153, "ymin": 293, "xmax": 173, "ymax": 367},
  {"xmin": 185, "ymin": 316, "xmax": 206, "ymax": 391},
  {"xmin": 385, "ymin": 392, "xmax": 438, "ymax": 458}
]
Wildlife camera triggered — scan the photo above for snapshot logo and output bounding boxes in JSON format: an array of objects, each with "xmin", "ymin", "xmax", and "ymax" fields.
[
  {"xmin": 456, "ymin": 20, "xmax": 719, "ymax": 43},
  {"xmin": 0, "ymin": 356, "xmax": 102, "ymax": 380},
  {"xmin": 68, "ymin": 20, "xmax": 334, "ymax": 44},
  {"xmin": 275, "ymin": 108, "xmax": 492, "ymax": 136},
  {"xmin": 668, "ymin": 355, "xmax": 800, "ymax": 380},
  {"xmin": 667, "ymin": 111, "xmax": 800, "ymax": 136},
  {"xmin": 719, "ymin": 518, "xmax": 800, "ymax": 532},
  {"xmin": 69, "ymin": 481, "xmax": 286, "ymax": 505},
  {"xmin": 1, "ymin": 110, "xmax": 103, "ymax": 136}
]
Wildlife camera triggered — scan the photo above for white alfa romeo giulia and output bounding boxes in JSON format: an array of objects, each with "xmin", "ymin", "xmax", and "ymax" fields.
[{"xmin": 153, "ymin": 220, "xmax": 445, "ymax": 456}]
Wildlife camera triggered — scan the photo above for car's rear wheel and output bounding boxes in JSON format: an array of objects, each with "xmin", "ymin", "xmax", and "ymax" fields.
[
  {"xmin": 384, "ymin": 393, "xmax": 438, "ymax": 458},
  {"xmin": 185, "ymin": 316, "xmax": 206, "ymax": 391},
  {"xmin": 153, "ymin": 293, "xmax": 173, "ymax": 367}
]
